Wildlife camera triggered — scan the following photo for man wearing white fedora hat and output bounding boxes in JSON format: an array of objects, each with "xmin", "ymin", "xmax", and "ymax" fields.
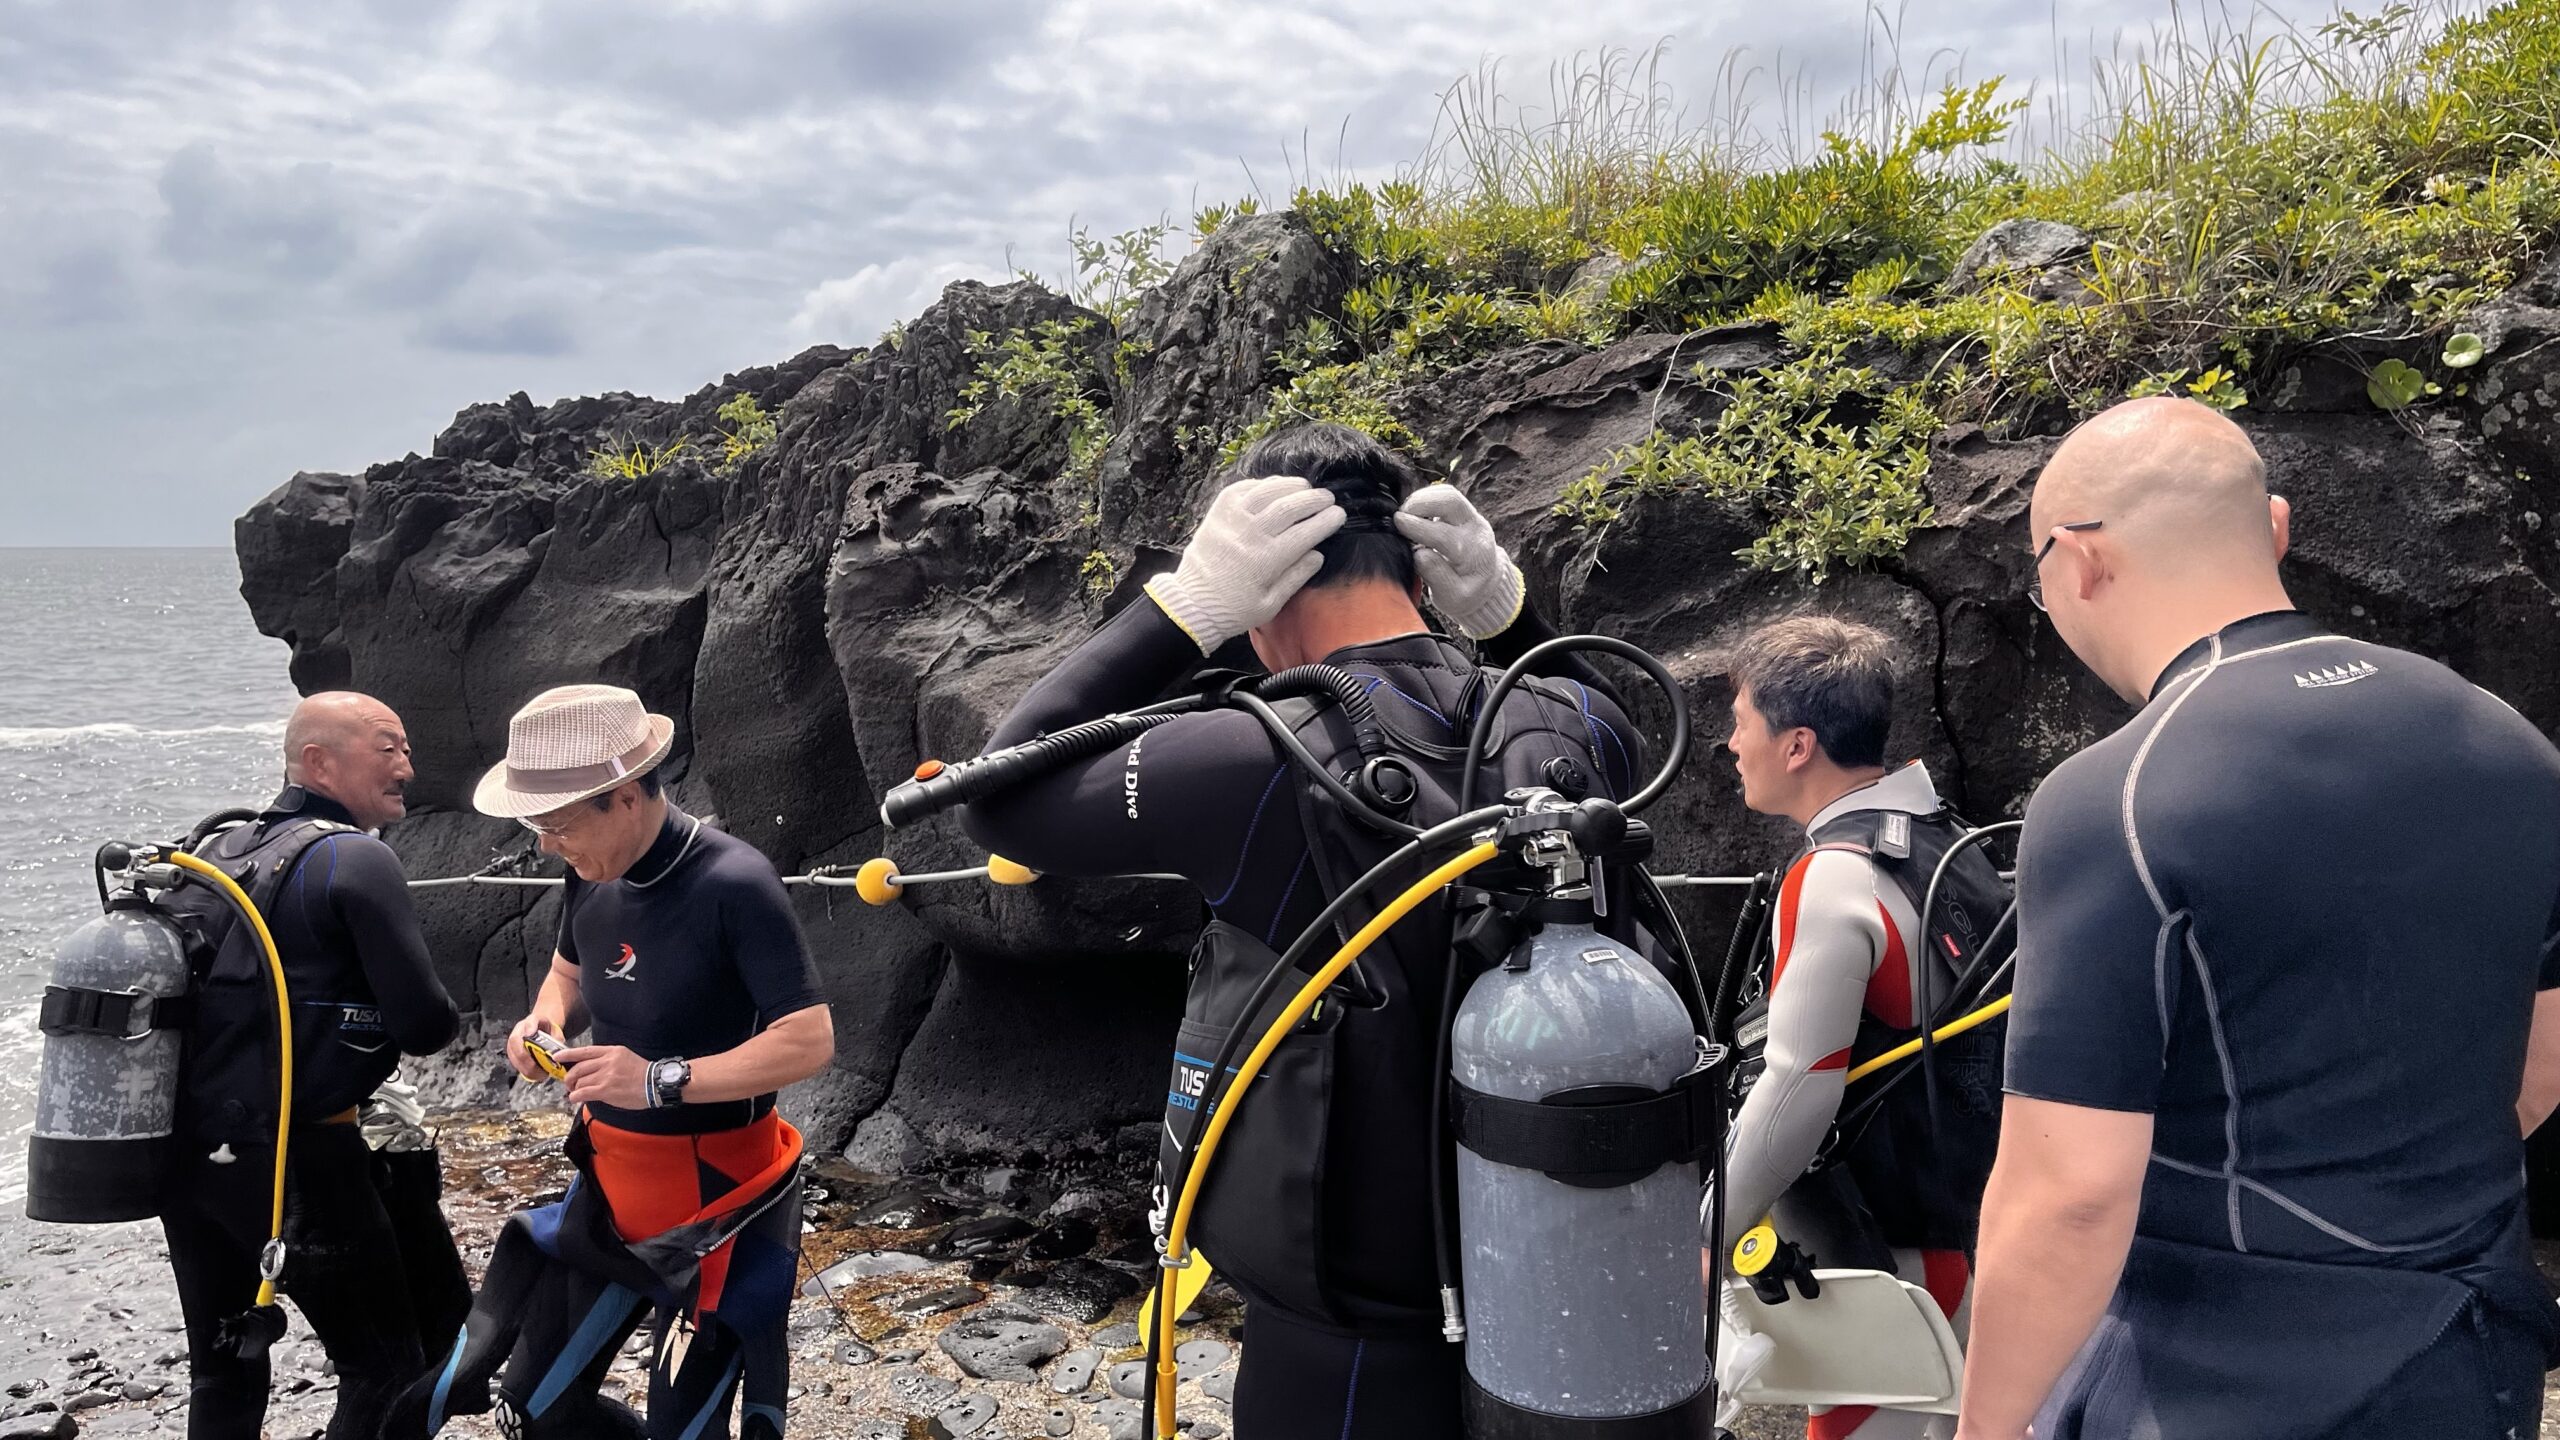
[{"xmin": 389, "ymin": 683, "xmax": 832, "ymax": 1440}]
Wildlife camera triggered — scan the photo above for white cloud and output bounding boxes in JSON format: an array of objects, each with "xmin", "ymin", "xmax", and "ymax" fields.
[
  {"xmin": 0, "ymin": 0, "xmax": 2410, "ymax": 545},
  {"xmin": 789, "ymin": 258, "xmax": 984, "ymax": 347}
]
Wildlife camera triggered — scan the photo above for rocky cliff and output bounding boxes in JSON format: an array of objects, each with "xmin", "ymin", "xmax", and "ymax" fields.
[{"xmin": 234, "ymin": 213, "xmax": 2560, "ymax": 1174}]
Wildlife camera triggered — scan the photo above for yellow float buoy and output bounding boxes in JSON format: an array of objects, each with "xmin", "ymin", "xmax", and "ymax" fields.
[{"xmin": 854, "ymin": 857, "xmax": 904, "ymax": 906}]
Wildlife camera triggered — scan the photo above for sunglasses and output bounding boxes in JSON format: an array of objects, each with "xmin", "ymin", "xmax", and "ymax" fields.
[{"xmin": 2028, "ymin": 520, "xmax": 2103, "ymax": 613}]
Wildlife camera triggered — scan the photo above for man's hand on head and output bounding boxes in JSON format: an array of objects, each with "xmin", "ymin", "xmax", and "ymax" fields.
[
  {"xmin": 1144, "ymin": 474, "xmax": 1345, "ymax": 654},
  {"xmin": 1395, "ymin": 482, "xmax": 1524, "ymax": 640}
]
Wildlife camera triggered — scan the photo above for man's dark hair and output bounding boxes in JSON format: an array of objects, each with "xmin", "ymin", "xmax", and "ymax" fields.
[
  {"xmin": 1229, "ymin": 422, "xmax": 1420, "ymax": 591},
  {"xmin": 1729, "ymin": 615, "xmax": 1896, "ymax": 769}
]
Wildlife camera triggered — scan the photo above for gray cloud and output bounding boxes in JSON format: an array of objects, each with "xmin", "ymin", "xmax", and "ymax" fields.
[{"xmin": 0, "ymin": 0, "xmax": 2395, "ymax": 546}]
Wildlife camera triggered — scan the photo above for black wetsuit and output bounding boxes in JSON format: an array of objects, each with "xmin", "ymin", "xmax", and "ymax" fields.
[
  {"xmin": 963, "ymin": 598, "xmax": 1641, "ymax": 1438},
  {"xmin": 555, "ymin": 807, "xmax": 828, "ymax": 1135},
  {"xmin": 163, "ymin": 788, "xmax": 462, "ymax": 1440},
  {"xmin": 2009, "ymin": 610, "xmax": 2560, "ymax": 1439},
  {"xmin": 462, "ymin": 807, "xmax": 824, "ymax": 1440}
]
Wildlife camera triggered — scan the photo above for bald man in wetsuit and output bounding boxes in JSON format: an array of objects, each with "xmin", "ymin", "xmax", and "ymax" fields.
[
  {"xmin": 1957, "ymin": 398, "xmax": 2560, "ymax": 1439},
  {"xmin": 162, "ymin": 692, "xmax": 463, "ymax": 1440}
]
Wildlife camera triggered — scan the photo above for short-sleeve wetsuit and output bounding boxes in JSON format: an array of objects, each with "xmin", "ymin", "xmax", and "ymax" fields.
[
  {"xmin": 2008, "ymin": 609, "xmax": 2560, "ymax": 1436},
  {"xmin": 555, "ymin": 806, "xmax": 827, "ymax": 1135}
]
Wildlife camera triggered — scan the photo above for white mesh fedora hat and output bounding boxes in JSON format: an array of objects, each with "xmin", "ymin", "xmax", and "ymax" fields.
[{"xmin": 471, "ymin": 683, "xmax": 677, "ymax": 819}]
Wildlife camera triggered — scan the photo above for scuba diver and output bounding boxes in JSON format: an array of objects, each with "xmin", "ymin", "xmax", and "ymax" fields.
[
  {"xmin": 1961, "ymin": 397, "xmax": 2560, "ymax": 1439},
  {"xmin": 1713, "ymin": 616, "xmax": 2009, "ymax": 1440},
  {"xmin": 386, "ymin": 684, "xmax": 835, "ymax": 1440},
  {"xmin": 959, "ymin": 422, "xmax": 1670, "ymax": 1438},
  {"xmin": 148, "ymin": 692, "xmax": 463, "ymax": 1440}
]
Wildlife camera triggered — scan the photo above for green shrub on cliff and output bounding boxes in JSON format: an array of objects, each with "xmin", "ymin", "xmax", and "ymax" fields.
[
  {"xmin": 585, "ymin": 435, "xmax": 691, "ymax": 480},
  {"xmin": 1193, "ymin": 1, "xmax": 2560, "ymax": 573},
  {"xmin": 949, "ymin": 318, "xmax": 1112, "ymax": 496},
  {"xmin": 1559, "ymin": 344, "xmax": 1944, "ymax": 578}
]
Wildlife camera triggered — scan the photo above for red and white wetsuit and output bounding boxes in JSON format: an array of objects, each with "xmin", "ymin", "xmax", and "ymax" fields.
[{"xmin": 1722, "ymin": 762, "xmax": 1970, "ymax": 1440}]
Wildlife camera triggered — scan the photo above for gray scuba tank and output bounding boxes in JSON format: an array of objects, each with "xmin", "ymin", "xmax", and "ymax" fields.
[
  {"xmin": 27, "ymin": 897, "xmax": 194, "ymax": 1222},
  {"xmin": 1451, "ymin": 915, "xmax": 1711, "ymax": 1430}
]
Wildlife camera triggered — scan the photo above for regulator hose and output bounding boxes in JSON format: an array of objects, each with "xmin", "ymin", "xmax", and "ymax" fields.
[
  {"xmin": 165, "ymin": 849, "xmax": 294, "ymax": 1311},
  {"xmin": 1149, "ymin": 842, "xmax": 1501, "ymax": 1439},
  {"xmin": 1456, "ymin": 635, "xmax": 1690, "ymax": 814}
]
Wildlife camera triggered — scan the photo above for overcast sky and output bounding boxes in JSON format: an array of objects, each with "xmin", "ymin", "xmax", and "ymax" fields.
[{"xmin": 1, "ymin": 0, "xmax": 2383, "ymax": 546}]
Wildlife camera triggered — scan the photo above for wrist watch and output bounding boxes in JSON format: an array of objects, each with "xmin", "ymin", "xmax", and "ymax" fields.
[{"xmin": 647, "ymin": 1056, "xmax": 691, "ymax": 1109}]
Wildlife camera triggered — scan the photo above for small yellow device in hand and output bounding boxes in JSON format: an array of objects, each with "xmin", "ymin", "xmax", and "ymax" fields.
[{"xmin": 526, "ymin": 1028, "xmax": 570, "ymax": 1083}]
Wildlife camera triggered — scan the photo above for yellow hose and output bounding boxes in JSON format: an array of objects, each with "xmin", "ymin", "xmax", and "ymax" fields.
[
  {"xmin": 167, "ymin": 849, "xmax": 293, "ymax": 1308},
  {"xmin": 1153, "ymin": 841, "xmax": 1499, "ymax": 1438},
  {"xmin": 1843, "ymin": 994, "xmax": 2012, "ymax": 1085}
]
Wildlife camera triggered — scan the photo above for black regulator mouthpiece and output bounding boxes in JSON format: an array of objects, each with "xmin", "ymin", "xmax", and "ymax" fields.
[{"xmin": 215, "ymin": 1302, "xmax": 288, "ymax": 1363}]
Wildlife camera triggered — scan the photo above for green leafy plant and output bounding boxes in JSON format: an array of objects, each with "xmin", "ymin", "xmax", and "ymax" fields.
[
  {"xmin": 949, "ymin": 318, "xmax": 1112, "ymax": 492},
  {"xmin": 2128, "ymin": 366, "xmax": 2249, "ymax": 410},
  {"xmin": 1069, "ymin": 221, "xmax": 1178, "ymax": 327},
  {"xmin": 713, "ymin": 394, "xmax": 778, "ymax": 469},
  {"xmin": 1079, "ymin": 548, "xmax": 1120, "ymax": 597},
  {"xmin": 1558, "ymin": 344, "xmax": 1942, "ymax": 576},
  {"xmin": 585, "ymin": 435, "xmax": 692, "ymax": 480},
  {"xmin": 2365, "ymin": 356, "xmax": 2439, "ymax": 410},
  {"xmin": 2441, "ymin": 331, "xmax": 2486, "ymax": 368}
]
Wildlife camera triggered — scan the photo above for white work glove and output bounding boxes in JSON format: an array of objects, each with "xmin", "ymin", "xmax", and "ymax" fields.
[
  {"xmin": 1145, "ymin": 474, "xmax": 1345, "ymax": 654},
  {"xmin": 1394, "ymin": 483, "xmax": 1525, "ymax": 640}
]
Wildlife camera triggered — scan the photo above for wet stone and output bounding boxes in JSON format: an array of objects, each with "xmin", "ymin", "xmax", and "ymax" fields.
[
  {"xmin": 930, "ymin": 1393, "xmax": 999, "ymax": 1438},
  {"xmin": 889, "ymin": 1370, "xmax": 960, "ymax": 1410},
  {"xmin": 995, "ymin": 1265, "xmax": 1049, "ymax": 1288},
  {"xmin": 1022, "ymin": 1217, "xmax": 1097, "ymax": 1262},
  {"xmin": 1048, "ymin": 1347, "xmax": 1100, "ymax": 1396},
  {"xmin": 1173, "ymin": 1340, "xmax": 1230, "ymax": 1381},
  {"xmin": 1019, "ymin": 1261, "xmax": 1138, "ymax": 1325},
  {"xmin": 847, "ymin": 1192, "xmax": 957, "ymax": 1230},
  {"xmin": 933, "ymin": 1215, "xmax": 1035, "ymax": 1260},
  {"xmin": 892, "ymin": 1285, "xmax": 985, "ymax": 1318},
  {"xmin": 966, "ymin": 1256, "xmax": 1011, "ymax": 1284},
  {"xmin": 58, "ymin": 1355, "xmax": 93, "ymax": 1368},
  {"xmin": 803, "ymin": 1250, "xmax": 933, "ymax": 1294},
  {"xmin": 938, "ymin": 1317, "xmax": 1070, "ymax": 1383}
]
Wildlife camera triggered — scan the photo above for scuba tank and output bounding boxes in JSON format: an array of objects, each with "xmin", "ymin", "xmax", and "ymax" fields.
[
  {"xmin": 1447, "ymin": 793, "xmax": 1720, "ymax": 1434},
  {"xmin": 27, "ymin": 845, "xmax": 194, "ymax": 1222}
]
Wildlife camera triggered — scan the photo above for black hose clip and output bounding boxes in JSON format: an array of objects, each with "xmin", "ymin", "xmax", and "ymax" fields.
[{"xmin": 1350, "ymin": 755, "xmax": 1418, "ymax": 817}]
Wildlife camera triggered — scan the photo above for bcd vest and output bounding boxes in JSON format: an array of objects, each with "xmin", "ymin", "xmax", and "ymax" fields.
[
  {"xmin": 159, "ymin": 808, "xmax": 394, "ymax": 1145},
  {"xmin": 1156, "ymin": 639, "xmax": 1668, "ymax": 1330},
  {"xmin": 1738, "ymin": 805, "xmax": 2012, "ymax": 1253}
]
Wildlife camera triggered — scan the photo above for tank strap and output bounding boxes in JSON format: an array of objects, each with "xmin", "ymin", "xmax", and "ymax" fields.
[
  {"xmin": 1448, "ymin": 1064, "xmax": 1721, "ymax": 1188},
  {"xmin": 39, "ymin": 985, "xmax": 193, "ymax": 1038}
]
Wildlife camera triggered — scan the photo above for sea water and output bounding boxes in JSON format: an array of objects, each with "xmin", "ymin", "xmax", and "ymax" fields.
[{"xmin": 0, "ymin": 547, "xmax": 297, "ymax": 1201}]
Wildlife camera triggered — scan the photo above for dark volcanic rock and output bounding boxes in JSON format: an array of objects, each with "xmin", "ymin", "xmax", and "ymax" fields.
[{"xmin": 234, "ymin": 216, "xmax": 2560, "ymax": 1185}]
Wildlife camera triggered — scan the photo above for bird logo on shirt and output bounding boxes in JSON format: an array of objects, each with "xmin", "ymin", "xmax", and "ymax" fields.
[{"xmin": 604, "ymin": 943, "xmax": 640, "ymax": 981}]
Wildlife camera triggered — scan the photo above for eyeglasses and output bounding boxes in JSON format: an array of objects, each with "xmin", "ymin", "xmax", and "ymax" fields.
[
  {"xmin": 2027, "ymin": 520, "xmax": 2103, "ymax": 613},
  {"xmin": 518, "ymin": 810, "xmax": 584, "ymax": 839}
]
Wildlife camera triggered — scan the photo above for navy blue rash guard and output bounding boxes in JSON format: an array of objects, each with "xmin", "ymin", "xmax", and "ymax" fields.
[
  {"xmin": 557, "ymin": 807, "xmax": 826, "ymax": 1136},
  {"xmin": 2009, "ymin": 609, "xmax": 2560, "ymax": 1263}
]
